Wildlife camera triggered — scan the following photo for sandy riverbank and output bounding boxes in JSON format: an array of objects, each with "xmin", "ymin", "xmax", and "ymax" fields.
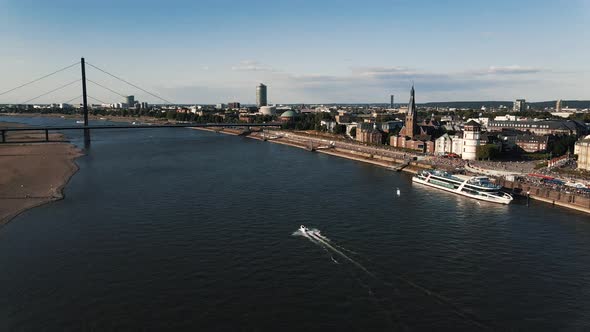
[{"xmin": 0, "ymin": 122, "xmax": 83, "ymax": 225}]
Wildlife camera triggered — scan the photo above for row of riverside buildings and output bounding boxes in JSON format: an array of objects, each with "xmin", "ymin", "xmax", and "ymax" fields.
[
  {"xmin": 201, "ymin": 82, "xmax": 589, "ymax": 167},
  {"xmin": 347, "ymin": 87, "xmax": 588, "ymax": 162},
  {"xmin": 387, "ymin": 87, "xmax": 484, "ymax": 160}
]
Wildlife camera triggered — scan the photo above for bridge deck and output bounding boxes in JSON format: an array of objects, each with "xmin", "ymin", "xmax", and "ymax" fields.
[
  {"xmin": 0, "ymin": 123, "xmax": 281, "ymax": 132},
  {"xmin": 0, "ymin": 123, "xmax": 281, "ymax": 143}
]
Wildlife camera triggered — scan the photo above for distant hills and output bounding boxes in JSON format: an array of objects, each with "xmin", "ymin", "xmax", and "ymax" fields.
[{"xmin": 419, "ymin": 100, "xmax": 590, "ymax": 109}]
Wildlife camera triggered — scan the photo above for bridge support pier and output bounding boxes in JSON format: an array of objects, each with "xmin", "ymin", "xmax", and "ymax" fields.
[
  {"xmin": 45, "ymin": 129, "xmax": 49, "ymax": 142},
  {"xmin": 1, "ymin": 130, "xmax": 5, "ymax": 143},
  {"xmin": 84, "ymin": 129, "xmax": 91, "ymax": 146}
]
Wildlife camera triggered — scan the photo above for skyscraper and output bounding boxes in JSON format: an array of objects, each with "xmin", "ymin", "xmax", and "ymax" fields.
[
  {"xmin": 126, "ymin": 95, "xmax": 135, "ymax": 108},
  {"xmin": 513, "ymin": 99, "xmax": 526, "ymax": 112},
  {"xmin": 556, "ymin": 99, "xmax": 562, "ymax": 112},
  {"xmin": 256, "ymin": 83, "xmax": 267, "ymax": 107},
  {"xmin": 390, "ymin": 94, "xmax": 394, "ymax": 108},
  {"xmin": 228, "ymin": 102, "xmax": 241, "ymax": 109}
]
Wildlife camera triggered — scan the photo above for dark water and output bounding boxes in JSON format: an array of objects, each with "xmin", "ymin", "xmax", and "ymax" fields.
[{"xmin": 1, "ymin": 116, "xmax": 590, "ymax": 331}]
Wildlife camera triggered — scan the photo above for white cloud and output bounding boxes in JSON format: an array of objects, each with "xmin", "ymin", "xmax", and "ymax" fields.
[
  {"xmin": 154, "ymin": 63, "xmax": 572, "ymax": 103},
  {"xmin": 231, "ymin": 60, "xmax": 275, "ymax": 72},
  {"xmin": 477, "ymin": 65, "xmax": 545, "ymax": 75},
  {"xmin": 262, "ymin": 64, "xmax": 554, "ymax": 102},
  {"xmin": 353, "ymin": 66, "xmax": 418, "ymax": 78}
]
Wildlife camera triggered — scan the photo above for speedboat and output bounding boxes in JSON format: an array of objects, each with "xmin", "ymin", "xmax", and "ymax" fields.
[{"xmin": 299, "ymin": 225, "xmax": 309, "ymax": 233}]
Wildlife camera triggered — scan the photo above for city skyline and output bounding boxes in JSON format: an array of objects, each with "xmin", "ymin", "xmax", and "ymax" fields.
[{"xmin": 0, "ymin": 0, "xmax": 589, "ymax": 104}]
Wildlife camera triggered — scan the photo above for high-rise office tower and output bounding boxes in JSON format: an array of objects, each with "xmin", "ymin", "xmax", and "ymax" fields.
[
  {"xmin": 126, "ymin": 95, "xmax": 135, "ymax": 107},
  {"xmin": 513, "ymin": 99, "xmax": 526, "ymax": 112},
  {"xmin": 256, "ymin": 83, "xmax": 267, "ymax": 107}
]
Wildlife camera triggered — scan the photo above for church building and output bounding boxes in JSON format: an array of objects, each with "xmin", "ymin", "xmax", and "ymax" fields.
[{"xmin": 390, "ymin": 86, "xmax": 436, "ymax": 153}]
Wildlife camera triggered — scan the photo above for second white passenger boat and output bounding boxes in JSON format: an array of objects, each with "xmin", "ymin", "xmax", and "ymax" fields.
[{"xmin": 412, "ymin": 170, "xmax": 513, "ymax": 205}]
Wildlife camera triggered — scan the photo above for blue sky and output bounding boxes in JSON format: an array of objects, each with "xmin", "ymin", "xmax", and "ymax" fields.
[{"xmin": 0, "ymin": 0, "xmax": 588, "ymax": 104}]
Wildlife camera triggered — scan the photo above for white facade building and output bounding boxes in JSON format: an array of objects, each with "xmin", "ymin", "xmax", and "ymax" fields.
[
  {"xmin": 575, "ymin": 135, "xmax": 590, "ymax": 171},
  {"xmin": 320, "ymin": 120, "xmax": 337, "ymax": 132},
  {"xmin": 494, "ymin": 115, "xmax": 518, "ymax": 121},
  {"xmin": 435, "ymin": 133, "xmax": 466, "ymax": 156},
  {"xmin": 462, "ymin": 120, "xmax": 482, "ymax": 160},
  {"xmin": 345, "ymin": 123, "xmax": 358, "ymax": 138},
  {"xmin": 259, "ymin": 106, "xmax": 276, "ymax": 116},
  {"xmin": 435, "ymin": 134, "xmax": 454, "ymax": 155},
  {"xmin": 465, "ymin": 117, "xmax": 489, "ymax": 129}
]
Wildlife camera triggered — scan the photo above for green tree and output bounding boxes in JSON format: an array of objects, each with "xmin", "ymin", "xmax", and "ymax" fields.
[
  {"xmin": 569, "ymin": 113, "xmax": 590, "ymax": 122},
  {"xmin": 548, "ymin": 135, "xmax": 577, "ymax": 156},
  {"xmin": 333, "ymin": 124, "xmax": 346, "ymax": 135},
  {"xmin": 349, "ymin": 127, "xmax": 357, "ymax": 138},
  {"xmin": 166, "ymin": 110, "xmax": 177, "ymax": 120},
  {"xmin": 476, "ymin": 144, "xmax": 500, "ymax": 160}
]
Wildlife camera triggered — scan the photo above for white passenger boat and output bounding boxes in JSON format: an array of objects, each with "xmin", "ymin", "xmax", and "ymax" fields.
[{"xmin": 412, "ymin": 170, "xmax": 513, "ymax": 204}]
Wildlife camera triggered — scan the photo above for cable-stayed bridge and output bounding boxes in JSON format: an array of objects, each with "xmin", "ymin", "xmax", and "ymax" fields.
[{"xmin": 0, "ymin": 58, "xmax": 279, "ymax": 143}]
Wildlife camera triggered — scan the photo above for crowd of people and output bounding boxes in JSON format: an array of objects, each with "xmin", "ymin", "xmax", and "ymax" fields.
[
  {"xmin": 472, "ymin": 160, "xmax": 538, "ymax": 174},
  {"xmin": 430, "ymin": 157, "xmax": 590, "ymax": 198},
  {"xmin": 515, "ymin": 175, "xmax": 590, "ymax": 198},
  {"xmin": 425, "ymin": 156, "xmax": 466, "ymax": 171}
]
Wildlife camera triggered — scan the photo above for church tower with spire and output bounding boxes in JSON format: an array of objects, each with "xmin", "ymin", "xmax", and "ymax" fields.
[
  {"xmin": 403, "ymin": 85, "xmax": 418, "ymax": 138},
  {"xmin": 391, "ymin": 85, "xmax": 436, "ymax": 154}
]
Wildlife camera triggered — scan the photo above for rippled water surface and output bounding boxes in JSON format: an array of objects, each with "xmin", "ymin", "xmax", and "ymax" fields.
[{"xmin": 1, "ymin": 116, "xmax": 590, "ymax": 331}]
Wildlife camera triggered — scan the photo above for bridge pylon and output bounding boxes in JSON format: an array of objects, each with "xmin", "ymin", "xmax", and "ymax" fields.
[{"xmin": 81, "ymin": 57, "xmax": 90, "ymax": 144}]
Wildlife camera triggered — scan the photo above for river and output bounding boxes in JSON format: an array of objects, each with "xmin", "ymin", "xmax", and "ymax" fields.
[{"xmin": 1, "ymin": 116, "xmax": 589, "ymax": 331}]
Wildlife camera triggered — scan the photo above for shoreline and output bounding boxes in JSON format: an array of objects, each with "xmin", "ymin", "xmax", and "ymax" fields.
[
  {"xmin": 191, "ymin": 127, "xmax": 428, "ymax": 175},
  {"xmin": 194, "ymin": 127, "xmax": 590, "ymax": 215},
  {"xmin": 2, "ymin": 115, "xmax": 586, "ymax": 216},
  {"xmin": 0, "ymin": 122, "xmax": 83, "ymax": 226}
]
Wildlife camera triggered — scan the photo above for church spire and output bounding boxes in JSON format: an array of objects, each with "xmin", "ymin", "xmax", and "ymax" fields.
[
  {"xmin": 409, "ymin": 85, "xmax": 416, "ymax": 114},
  {"xmin": 405, "ymin": 85, "xmax": 417, "ymax": 138}
]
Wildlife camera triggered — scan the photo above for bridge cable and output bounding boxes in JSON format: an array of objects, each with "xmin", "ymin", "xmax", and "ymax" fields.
[
  {"xmin": 87, "ymin": 79, "xmax": 128, "ymax": 98},
  {"xmin": 0, "ymin": 61, "xmax": 80, "ymax": 97},
  {"xmin": 86, "ymin": 62, "xmax": 175, "ymax": 105},
  {"xmin": 63, "ymin": 95, "xmax": 83, "ymax": 104},
  {"xmin": 88, "ymin": 95, "xmax": 108, "ymax": 104},
  {"xmin": 19, "ymin": 79, "xmax": 81, "ymax": 104}
]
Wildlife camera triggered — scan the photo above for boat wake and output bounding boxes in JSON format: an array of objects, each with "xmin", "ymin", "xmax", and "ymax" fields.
[
  {"xmin": 311, "ymin": 230, "xmax": 375, "ymax": 277},
  {"xmin": 294, "ymin": 225, "xmax": 492, "ymax": 330},
  {"xmin": 294, "ymin": 226, "xmax": 372, "ymax": 274}
]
